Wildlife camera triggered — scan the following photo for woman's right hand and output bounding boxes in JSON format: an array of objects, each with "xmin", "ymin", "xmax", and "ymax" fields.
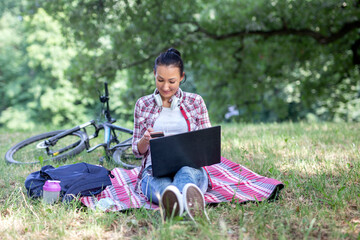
[
  {"xmin": 142, "ymin": 128, "xmax": 154, "ymax": 144},
  {"xmin": 138, "ymin": 128, "xmax": 154, "ymax": 154}
]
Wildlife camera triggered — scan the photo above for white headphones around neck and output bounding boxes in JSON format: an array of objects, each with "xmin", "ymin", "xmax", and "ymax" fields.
[{"xmin": 153, "ymin": 88, "xmax": 183, "ymax": 110}]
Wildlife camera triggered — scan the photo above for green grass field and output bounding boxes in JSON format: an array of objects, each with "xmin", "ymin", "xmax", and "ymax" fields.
[{"xmin": 0, "ymin": 122, "xmax": 359, "ymax": 239}]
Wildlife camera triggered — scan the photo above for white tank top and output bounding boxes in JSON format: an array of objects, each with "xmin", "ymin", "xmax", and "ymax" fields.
[
  {"xmin": 146, "ymin": 106, "xmax": 188, "ymax": 168},
  {"xmin": 152, "ymin": 107, "xmax": 188, "ymax": 136}
]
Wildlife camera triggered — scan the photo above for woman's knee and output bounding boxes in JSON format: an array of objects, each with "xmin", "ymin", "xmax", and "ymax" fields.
[
  {"xmin": 177, "ymin": 166, "xmax": 199, "ymax": 175},
  {"xmin": 141, "ymin": 175, "xmax": 172, "ymax": 199}
]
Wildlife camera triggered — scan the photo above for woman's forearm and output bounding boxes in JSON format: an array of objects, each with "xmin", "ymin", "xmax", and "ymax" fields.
[
  {"xmin": 137, "ymin": 128, "xmax": 153, "ymax": 155},
  {"xmin": 137, "ymin": 137, "xmax": 149, "ymax": 155}
]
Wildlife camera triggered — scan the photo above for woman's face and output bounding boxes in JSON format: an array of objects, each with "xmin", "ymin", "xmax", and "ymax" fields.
[{"xmin": 154, "ymin": 65, "xmax": 184, "ymax": 101}]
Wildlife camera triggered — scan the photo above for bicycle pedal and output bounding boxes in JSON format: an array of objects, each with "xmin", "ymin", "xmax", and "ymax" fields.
[{"xmin": 98, "ymin": 156, "xmax": 106, "ymax": 165}]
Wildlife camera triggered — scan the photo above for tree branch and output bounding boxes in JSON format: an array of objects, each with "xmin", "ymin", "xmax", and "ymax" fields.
[{"xmin": 194, "ymin": 20, "xmax": 360, "ymax": 44}]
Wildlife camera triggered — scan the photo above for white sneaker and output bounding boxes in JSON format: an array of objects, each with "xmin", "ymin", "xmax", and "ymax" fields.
[
  {"xmin": 182, "ymin": 183, "xmax": 210, "ymax": 222},
  {"xmin": 161, "ymin": 185, "xmax": 184, "ymax": 218}
]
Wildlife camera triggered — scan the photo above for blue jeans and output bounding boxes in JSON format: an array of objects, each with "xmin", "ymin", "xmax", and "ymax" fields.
[{"xmin": 140, "ymin": 166, "xmax": 208, "ymax": 205}]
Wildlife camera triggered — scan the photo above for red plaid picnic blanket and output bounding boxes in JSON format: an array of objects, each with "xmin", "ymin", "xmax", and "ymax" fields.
[{"xmin": 80, "ymin": 157, "xmax": 284, "ymax": 211}]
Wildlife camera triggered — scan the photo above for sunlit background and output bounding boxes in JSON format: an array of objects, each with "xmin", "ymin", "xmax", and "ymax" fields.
[{"xmin": 1, "ymin": 0, "xmax": 359, "ymax": 130}]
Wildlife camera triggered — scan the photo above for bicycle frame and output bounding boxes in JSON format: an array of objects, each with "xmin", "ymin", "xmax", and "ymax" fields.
[
  {"xmin": 41, "ymin": 82, "xmax": 134, "ymax": 160},
  {"xmin": 7, "ymin": 81, "xmax": 137, "ymax": 166},
  {"xmin": 90, "ymin": 81, "xmax": 134, "ymax": 155},
  {"xmin": 40, "ymin": 120, "xmax": 96, "ymax": 156},
  {"xmin": 86, "ymin": 122, "xmax": 133, "ymax": 154}
]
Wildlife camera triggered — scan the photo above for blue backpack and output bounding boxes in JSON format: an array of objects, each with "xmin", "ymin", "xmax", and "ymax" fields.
[{"xmin": 25, "ymin": 162, "xmax": 113, "ymax": 202}]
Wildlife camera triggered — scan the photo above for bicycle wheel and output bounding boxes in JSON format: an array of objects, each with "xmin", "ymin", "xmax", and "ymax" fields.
[
  {"xmin": 110, "ymin": 132, "xmax": 141, "ymax": 169},
  {"xmin": 113, "ymin": 144, "xmax": 141, "ymax": 169},
  {"xmin": 5, "ymin": 130, "xmax": 87, "ymax": 164}
]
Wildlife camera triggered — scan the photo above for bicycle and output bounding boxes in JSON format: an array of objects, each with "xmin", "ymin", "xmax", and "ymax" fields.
[{"xmin": 5, "ymin": 82, "xmax": 140, "ymax": 169}]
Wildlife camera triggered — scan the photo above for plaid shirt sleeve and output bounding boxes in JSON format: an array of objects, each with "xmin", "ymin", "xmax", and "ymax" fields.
[
  {"xmin": 196, "ymin": 94, "xmax": 212, "ymax": 129},
  {"xmin": 132, "ymin": 97, "xmax": 153, "ymax": 158},
  {"xmin": 132, "ymin": 99, "xmax": 143, "ymax": 158},
  {"xmin": 183, "ymin": 92, "xmax": 212, "ymax": 131}
]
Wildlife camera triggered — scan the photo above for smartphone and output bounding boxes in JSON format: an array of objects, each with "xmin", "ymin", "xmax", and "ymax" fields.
[{"xmin": 150, "ymin": 131, "xmax": 165, "ymax": 138}]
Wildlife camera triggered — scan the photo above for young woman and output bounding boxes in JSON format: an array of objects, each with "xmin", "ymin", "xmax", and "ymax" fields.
[{"xmin": 132, "ymin": 48, "xmax": 211, "ymax": 220}]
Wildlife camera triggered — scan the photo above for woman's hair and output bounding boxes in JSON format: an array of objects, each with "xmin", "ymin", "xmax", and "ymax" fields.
[{"xmin": 154, "ymin": 48, "xmax": 184, "ymax": 76}]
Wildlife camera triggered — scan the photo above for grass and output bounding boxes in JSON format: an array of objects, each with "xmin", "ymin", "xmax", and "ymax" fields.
[{"xmin": 0, "ymin": 122, "xmax": 359, "ymax": 239}]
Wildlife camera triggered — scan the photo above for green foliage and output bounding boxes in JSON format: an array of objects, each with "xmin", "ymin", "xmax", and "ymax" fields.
[
  {"xmin": 0, "ymin": 11, "xmax": 34, "ymax": 129},
  {"xmin": 0, "ymin": 0, "xmax": 360, "ymax": 129},
  {"xmin": 24, "ymin": 9, "xmax": 92, "ymax": 127},
  {"xmin": 0, "ymin": 8, "xmax": 92, "ymax": 129}
]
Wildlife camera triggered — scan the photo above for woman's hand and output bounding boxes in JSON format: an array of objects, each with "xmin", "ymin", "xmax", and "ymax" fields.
[
  {"xmin": 142, "ymin": 128, "xmax": 154, "ymax": 144},
  {"xmin": 138, "ymin": 128, "xmax": 154, "ymax": 155}
]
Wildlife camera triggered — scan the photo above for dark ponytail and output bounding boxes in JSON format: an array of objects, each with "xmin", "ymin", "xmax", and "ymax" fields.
[{"xmin": 154, "ymin": 48, "xmax": 184, "ymax": 77}]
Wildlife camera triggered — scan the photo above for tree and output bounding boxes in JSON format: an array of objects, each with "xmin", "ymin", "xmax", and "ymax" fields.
[
  {"xmin": 1, "ymin": 0, "xmax": 360, "ymax": 129},
  {"xmin": 0, "ymin": 2, "xmax": 36, "ymax": 129},
  {"xmin": 36, "ymin": 0, "xmax": 360, "ymax": 122},
  {"xmin": 0, "ymin": 7, "xmax": 90, "ymax": 129}
]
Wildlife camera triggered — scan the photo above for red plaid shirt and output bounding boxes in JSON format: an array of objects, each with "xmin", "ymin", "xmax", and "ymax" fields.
[{"xmin": 132, "ymin": 89, "xmax": 212, "ymax": 169}]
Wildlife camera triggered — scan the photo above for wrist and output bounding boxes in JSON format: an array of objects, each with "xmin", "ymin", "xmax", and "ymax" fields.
[
  {"xmin": 138, "ymin": 136, "xmax": 150, "ymax": 155},
  {"xmin": 141, "ymin": 136, "xmax": 149, "ymax": 145}
]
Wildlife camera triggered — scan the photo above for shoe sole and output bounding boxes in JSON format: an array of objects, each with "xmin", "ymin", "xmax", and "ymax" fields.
[
  {"xmin": 184, "ymin": 184, "xmax": 205, "ymax": 221},
  {"xmin": 161, "ymin": 188, "xmax": 181, "ymax": 218}
]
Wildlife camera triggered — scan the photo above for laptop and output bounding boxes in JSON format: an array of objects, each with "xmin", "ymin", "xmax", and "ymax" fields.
[{"xmin": 150, "ymin": 126, "xmax": 221, "ymax": 178}]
